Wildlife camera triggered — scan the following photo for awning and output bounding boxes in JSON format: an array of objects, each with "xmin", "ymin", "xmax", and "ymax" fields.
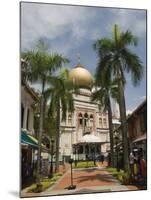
[
  {"xmin": 112, "ymin": 119, "xmax": 121, "ymax": 125},
  {"xmin": 21, "ymin": 131, "xmax": 48, "ymax": 152},
  {"xmin": 77, "ymin": 134, "xmax": 102, "ymax": 144},
  {"xmin": 21, "ymin": 131, "xmax": 38, "ymax": 148}
]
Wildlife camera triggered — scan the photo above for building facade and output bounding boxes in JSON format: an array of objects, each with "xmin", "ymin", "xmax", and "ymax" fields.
[
  {"xmin": 112, "ymin": 99, "xmax": 147, "ymax": 167},
  {"xmin": 21, "ymin": 59, "xmax": 40, "ymax": 187},
  {"xmin": 59, "ymin": 62, "xmax": 110, "ymax": 162},
  {"xmin": 127, "ymin": 99, "xmax": 147, "ymax": 158}
]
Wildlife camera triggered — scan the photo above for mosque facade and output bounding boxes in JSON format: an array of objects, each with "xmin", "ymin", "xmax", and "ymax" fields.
[{"xmin": 59, "ymin": 62, "xmax": 111, "ymax": 162}]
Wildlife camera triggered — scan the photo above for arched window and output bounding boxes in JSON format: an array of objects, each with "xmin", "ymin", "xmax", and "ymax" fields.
[
  {"xmin": 90, "ymin": 114, "xmax": 94, "ymax": 127},
  {"xmin": 78, "ymin": 113, "xmax": 83, "ymax": 127},
  {"xmin": 84, "ymin": 113, "xmax": 88, "ymax": 127}
]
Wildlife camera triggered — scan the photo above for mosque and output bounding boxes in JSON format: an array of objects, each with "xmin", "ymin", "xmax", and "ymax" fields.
[{"xmin": 59, "ymin": 60, "xmax": 117, "ymax": 162}]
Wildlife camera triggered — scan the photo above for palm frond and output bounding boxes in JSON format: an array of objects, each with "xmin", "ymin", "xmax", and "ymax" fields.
[{"xmin": 121, "ymin": 48, "xmax": 143, "ymax": 86}]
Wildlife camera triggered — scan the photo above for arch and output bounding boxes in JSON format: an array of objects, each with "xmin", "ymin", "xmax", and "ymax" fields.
[
  {"xmin": 84, "ymin": 113, "xmax": 89, "ymax": 127},
  {"xmin": 90, "ymin": 114, "xmax": 93, "ymax": 118},
  {"xmin": 78, "ymin": 113, "xmax": 83, "ymax": 117},
  {"xmin": 78, "ymin": 112, "xmax": 83, "ymax": 126},
  {"xmin": 68, "ymin": 113, "xmax": 72, "ymax": 119},
  {"xmin": 89, "ymin": 114, "xmax": 94, "ymax": 128},
  {"xmin": 84, "ymin": 113, "xmax": 88, "ymax": 118}
]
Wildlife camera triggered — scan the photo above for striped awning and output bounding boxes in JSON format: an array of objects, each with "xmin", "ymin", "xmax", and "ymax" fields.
[
  {"xmin": 21, "ymin": 131, "xmax": 38, "ymax": 148},
  {"xmin": 21, "ymin": 131, "xmax": 48, "ymax": 152}
]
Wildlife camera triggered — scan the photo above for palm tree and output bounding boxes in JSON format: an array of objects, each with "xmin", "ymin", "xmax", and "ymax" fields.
[
  {"xmin": 44, "ymin": 68, "xmax": 77, "ymax": 172},
  {"xmin": 94, "ymin": 24, "xmax": 143, "ymax": 172},
  {"xmin": 22, "ymin": 39, "xmax": 69, "ymax": 187},
  {"xmin": 92, "ymin": 77, "xmax": 118, "ymax": 167}
]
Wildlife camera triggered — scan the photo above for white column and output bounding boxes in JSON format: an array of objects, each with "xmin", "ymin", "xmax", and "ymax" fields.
[{"xmin": 23, "ymin": 105, "xmax": 28, "ymax": 129}]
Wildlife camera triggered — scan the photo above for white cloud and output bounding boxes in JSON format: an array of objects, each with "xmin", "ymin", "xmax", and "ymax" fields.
[
  {"xmin": 108, "ymin": 9, "xmax": 146, "ymax": 38},
  {"xmin": 21, "ymin": 3, "xmax": 97, "ymax": 52},
  {"xmin": 21, "ymin": 3, "xmax": 146, "ymax": 54}
]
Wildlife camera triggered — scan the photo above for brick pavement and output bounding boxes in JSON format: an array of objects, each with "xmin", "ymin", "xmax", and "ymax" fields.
[
  {"xmin": 22, "ymin": 162, "xmax": 144, "ymax": 197},
  {"xmin": 41, "ymin": 164, "xmax": 129, "ymax": 196},
  {"xmin": 52, "ymin": 167, "xmax": 118, "ymax": 190}
]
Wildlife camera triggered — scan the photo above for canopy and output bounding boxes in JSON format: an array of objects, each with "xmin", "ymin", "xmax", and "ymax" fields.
[
  {"xmin": 112, "ymin": 119, "xmax": 121, "ymax": 125},
  {"xmin": 21, "ymin": 131, "xmax": 48, "ymax": 152},
  {"xmin": 21, "ymin": 131, "xmax": 38, "ymax": 148},
  {"xmin": 78, "ymin": 134, "xmax": 102, "ymax": 144}
]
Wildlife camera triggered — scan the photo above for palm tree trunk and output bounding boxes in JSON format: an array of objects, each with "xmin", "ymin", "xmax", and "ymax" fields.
[
  {"xmin": 36, "ymin": 80, "xmax": 45, "ymax": 186},
  {"xmin": 118, "ymin": 80, "xmax": 129, "ymax": 172},
  {"xmin": 55, "ymin": 99, "xmax": 60, "ymax": 172},
  {"xmin": 107, "ymin": 96, "xmax": 114, "ymax": 167},
  {"xmin": 36, "ymin": 95, "xmax": 44, "ymax": 184}
]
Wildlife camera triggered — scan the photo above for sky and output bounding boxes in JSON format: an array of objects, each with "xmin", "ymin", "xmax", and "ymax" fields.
[{"xmin": 21, "ymin": 2, "xmax": 147, "ymax": 112}]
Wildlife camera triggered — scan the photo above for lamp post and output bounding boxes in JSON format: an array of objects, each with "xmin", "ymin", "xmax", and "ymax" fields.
[
  {"xmin": 115, "ymin": 136, "xmax": 120, "ymax": 172},
  {"xmin": 74, "ymin": 145, "xmax": 77, "ymax": 167},
  {"xmin": 68, "ymin": 158, "xmax": 76, "ymax": 190}
]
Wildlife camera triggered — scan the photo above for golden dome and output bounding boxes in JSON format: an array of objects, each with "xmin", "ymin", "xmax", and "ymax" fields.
[{"xmin": 69, "ymin": 63, "xmax": 93, "ymax": 89}]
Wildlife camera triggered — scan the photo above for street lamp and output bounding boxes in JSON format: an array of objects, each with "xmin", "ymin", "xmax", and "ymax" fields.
[
  {"xmin": 74, "ymin": 145, "xmax": 77, "ymax": 167},
  {"xmin": 67, "ymin": 158, "xmax": 76, "ymax": 190},
  {"xmin": 115, "ymin": 136, "xmax": 120, "ymax": 172},
  {"xmin": 49, "ymin": 139, "xmax": 54, "ymax": 178}
]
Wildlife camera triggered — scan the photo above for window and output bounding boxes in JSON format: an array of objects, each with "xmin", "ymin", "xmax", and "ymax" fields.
[
  {"xmin": 78, "ymin": 113, "xmax": 83, "ymax": 127},
  {"xmin": 90, "ymin": 114, "xmax": 94, "ymax": 127},
  {"xmin": 103, "ymin": 118, "xmax": 107, "ymax": 128},
  {"xmin": 84, "ymin": 113, "xmax": 88, "ymax": 127},
  {"xmin": 99, "ymin": 118, "xmax": 102, "ymax": 128},
  {"xmin": 26, "ymin": 108, "xmax": 30, "ymax": 130}
]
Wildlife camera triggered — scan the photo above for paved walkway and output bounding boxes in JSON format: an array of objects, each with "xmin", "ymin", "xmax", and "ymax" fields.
[
  {"xmin": 21, "ymin": 163, "xmax": 142, "ymax": 197},
  {"xmin": 41, "ymin": 164, "xmax": 129, "ymax": 196}
]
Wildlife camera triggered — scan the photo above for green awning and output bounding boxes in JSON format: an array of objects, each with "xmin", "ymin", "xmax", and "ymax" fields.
[
  {"xmin": 21, "ymin": 131, "xmax": 38, "ymax": 148},
  {"xmin": 21, "ymin": 131, "xmax": 48, "ymax": 152}
]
